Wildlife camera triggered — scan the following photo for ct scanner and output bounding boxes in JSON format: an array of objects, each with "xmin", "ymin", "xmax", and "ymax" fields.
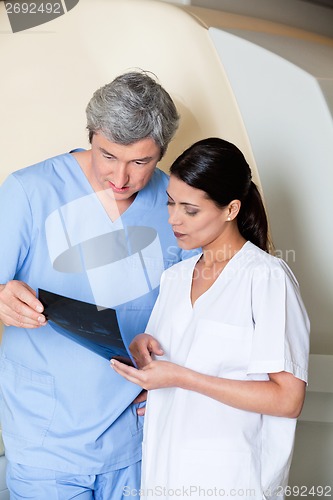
[{"xmin": 0, "ymin": 0, "xmax": 332, "ymax": 495}]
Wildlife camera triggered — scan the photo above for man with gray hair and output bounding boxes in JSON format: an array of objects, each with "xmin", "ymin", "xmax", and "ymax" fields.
[{"xmin": 0, "ymin": 71, "xmax": 191, "ymax": 498}]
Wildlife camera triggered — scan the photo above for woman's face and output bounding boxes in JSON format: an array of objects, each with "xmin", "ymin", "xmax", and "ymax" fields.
[{"xmin": 167, "ymin": 175, "xmax": 230, "ymax": 250}]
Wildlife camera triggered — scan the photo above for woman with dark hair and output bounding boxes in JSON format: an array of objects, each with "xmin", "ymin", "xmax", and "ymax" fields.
[{"xmin": 112, "ymin": 138, "xmax": 310, "ymax": 500}]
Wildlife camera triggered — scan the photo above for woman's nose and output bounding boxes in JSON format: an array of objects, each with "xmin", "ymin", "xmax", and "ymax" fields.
[{"xmin": 168, "ymin": 209, "xmax": 181, "ymax": 226}]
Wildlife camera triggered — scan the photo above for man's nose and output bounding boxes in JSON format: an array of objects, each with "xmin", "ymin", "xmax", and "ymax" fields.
[{"xmin": 113, "ymin": 164, "xmax": 129, "ymax": 187}]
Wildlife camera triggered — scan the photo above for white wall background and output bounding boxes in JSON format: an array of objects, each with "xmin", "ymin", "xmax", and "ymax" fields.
[{"xmin": 179, "ymin": 0, "xmax": 333, "ymax": 38}]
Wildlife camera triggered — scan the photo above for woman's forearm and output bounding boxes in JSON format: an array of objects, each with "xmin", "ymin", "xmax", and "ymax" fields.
[
  {"xmin": 178, "ymin": 367, "xmax": 306, "ymax": 418},
  {"xmin": 111, "ymin": 358, "xmax": 306, "ymax": 418}
]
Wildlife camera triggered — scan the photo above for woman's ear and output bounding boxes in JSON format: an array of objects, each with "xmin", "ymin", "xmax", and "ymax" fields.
[{"xmin": 227, "ymin": 200, "xmax": 241, "ymax": 221}]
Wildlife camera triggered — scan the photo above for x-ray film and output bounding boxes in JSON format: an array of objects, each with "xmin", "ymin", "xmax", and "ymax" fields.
[{"xmin": 38, "ymin": 288, "xmax": 131, "ymax": 362}]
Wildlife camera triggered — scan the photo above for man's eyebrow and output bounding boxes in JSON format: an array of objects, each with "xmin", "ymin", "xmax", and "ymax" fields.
[
  {"xmin": 100, "ymin": 147, "xmax": 116, "ymax": 157},
  {"xmin": 132, "ymin": 156, "xmax": 154, "ymax": 162},
  {"xmin": 166, "ymin": 191, "xmax": 200, "ymax": 207},
  {"xmin": 99, "ymin": 148, "xmax": 153, "ymax": 162}
]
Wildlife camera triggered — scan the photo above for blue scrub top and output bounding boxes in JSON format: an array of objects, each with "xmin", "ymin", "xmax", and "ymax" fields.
[{"xmin": 0, "ymin": 152, "xmax": 190, "ymax": 474}]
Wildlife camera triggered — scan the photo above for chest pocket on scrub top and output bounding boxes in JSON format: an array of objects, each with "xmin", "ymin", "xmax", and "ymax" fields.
[{"xmin": 187, "ymin": 319, "xmax": 252, "ymax": 377}]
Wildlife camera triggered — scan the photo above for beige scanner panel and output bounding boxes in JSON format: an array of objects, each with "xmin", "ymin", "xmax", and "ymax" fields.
[{"xmin": 0, "ymin": 0, "xmax": 260, "ymax": 187}]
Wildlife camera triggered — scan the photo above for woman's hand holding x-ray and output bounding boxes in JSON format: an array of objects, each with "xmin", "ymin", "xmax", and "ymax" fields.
[{"xmin": 129, "ymin": 333, "xmax": 164, "ymax": 368}]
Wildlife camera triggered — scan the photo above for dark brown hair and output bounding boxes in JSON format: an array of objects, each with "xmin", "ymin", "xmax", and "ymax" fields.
[{"xmin": 170, "ymin": 137, "xmax": 270, "ymax": 252}]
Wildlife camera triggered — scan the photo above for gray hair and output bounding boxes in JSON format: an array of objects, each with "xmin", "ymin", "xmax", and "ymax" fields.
[{"xmin": 86, "ymin": 71, "xmax": 180, "ymax": 158}]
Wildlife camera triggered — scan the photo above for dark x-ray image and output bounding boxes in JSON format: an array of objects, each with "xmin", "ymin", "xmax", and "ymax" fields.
[{"xmin": 38, "ymin": 288, "xmax": 131, "ymax": 362}]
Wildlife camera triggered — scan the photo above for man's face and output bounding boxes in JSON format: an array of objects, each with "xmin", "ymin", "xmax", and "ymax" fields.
[{"xmin": 89, "ymin": 132, "xmax": 161, "ymax": 204}]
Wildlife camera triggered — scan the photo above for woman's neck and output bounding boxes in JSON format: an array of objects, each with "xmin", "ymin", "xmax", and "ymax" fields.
[{"xmin": 201, "ymin": 237, "xmax": 246, "ymax": 268}]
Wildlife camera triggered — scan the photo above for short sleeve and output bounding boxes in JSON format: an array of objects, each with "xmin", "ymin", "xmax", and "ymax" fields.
[
  {"xmin": 0, "ymin": 174, "xmax": 32, "ymax": 282},
  {"xmin": 247, "ymin": 259, "xmax": 310, "ymax": 382}
]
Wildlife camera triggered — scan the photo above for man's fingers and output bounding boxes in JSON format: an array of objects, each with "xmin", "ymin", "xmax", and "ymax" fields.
[
  {"xmin": 132, "ymin": 390, "xmax": 147, "ymax": 404},
  {"xmin": 0, "ymin": 281, "xmax": 46, "ymax": 327},
  {"xmin": 132, "ymin": 390, "xmax": 147, "ymax": 417},
  {"xmin": 1, "ymin": 307, "xmax": 46, "ymax": 328},
  {"xmin": 15, "ymin": 282, "xmax": 44, "ymax": 313},
  {"xmin": 136, "ymin": 405, "xmax": 146, "ymax": 416}
]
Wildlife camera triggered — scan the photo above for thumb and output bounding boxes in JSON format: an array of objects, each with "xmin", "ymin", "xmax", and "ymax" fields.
[{"xmin": 149, "ymin": 337, "xmax": 164, "ymax": 356}]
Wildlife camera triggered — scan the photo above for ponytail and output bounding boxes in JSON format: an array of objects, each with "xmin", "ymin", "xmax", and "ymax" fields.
[{"xmin": 237, "ymin": 182, "xmax": 270, "ymax": 253}]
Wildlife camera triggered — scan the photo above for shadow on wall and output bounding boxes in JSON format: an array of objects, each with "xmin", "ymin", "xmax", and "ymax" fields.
[{"xmin": 266, "ymin": 176, "xmax": 332, "ymax": 354}]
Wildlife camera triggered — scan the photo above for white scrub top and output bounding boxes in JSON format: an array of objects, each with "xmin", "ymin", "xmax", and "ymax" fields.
[{"xmin": 141, "ymin": 242, "xmax": 310, "ymax": 500}]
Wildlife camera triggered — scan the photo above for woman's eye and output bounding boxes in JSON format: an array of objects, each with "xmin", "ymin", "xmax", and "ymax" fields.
[
  {"xmin": 166, "ymin": 200, "xmax": 175, "ymax": 206},
  {"xmin": 185, "ymin": 210, "xmax": 198, "ymax": 216}
]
